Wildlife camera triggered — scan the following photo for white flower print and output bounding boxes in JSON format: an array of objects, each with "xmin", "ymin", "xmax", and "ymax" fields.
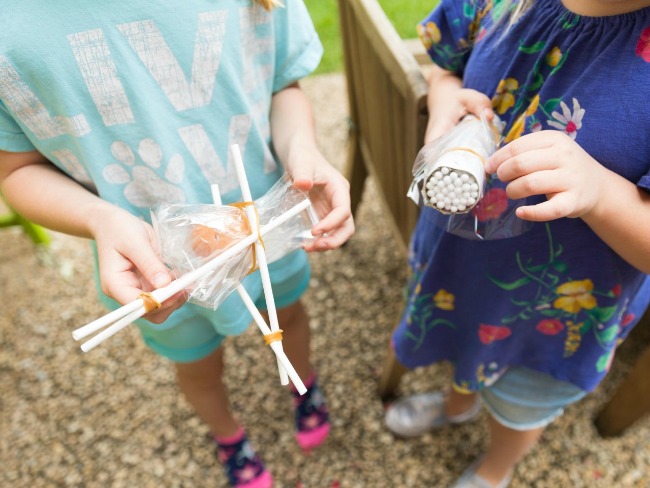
[
  {"xmin": 547, "ymin": 98, "xmax": 585, "ymax": 140},
  {"xmin": 103, "ymin": 138, "xmax": 186, "ymax": 207}
]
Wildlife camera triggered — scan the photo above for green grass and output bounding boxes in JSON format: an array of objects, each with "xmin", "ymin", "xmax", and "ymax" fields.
[{"xmin": 304, "ymin": 0, "xmax": 434, "ymax": 74}]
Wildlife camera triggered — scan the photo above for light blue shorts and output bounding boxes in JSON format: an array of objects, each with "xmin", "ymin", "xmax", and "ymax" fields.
[
  {"xmin": 93, "ymin": 247, "xmax": 310, "ymax": 363},
  {"xmin": 479, "ymin": 366, "xmax": 587, "ymax": 431}
]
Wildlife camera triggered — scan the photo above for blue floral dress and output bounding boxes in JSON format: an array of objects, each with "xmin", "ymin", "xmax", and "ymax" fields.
[{"xmin": 391, "ymin": 0, "xmax": 650, "ymax": 393}]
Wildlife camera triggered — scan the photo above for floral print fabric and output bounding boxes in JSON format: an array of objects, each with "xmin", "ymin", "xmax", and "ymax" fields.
[{"xmin": 392, "ymin": 0, "xmax": 650, "ymax": 392}]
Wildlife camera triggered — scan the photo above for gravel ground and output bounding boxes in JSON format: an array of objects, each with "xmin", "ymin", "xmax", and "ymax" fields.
[{"xmin": 1, "ymin": 73, "xmax": 649, "ymax": 488}]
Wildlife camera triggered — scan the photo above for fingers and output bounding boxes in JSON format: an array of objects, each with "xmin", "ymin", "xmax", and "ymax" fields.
[
  {"xmin": 515, "ymin": 192, "xmax": 575, "ymax": 222},
  {"xmin": 287, "ymin": 154, "xmax": 317, "ymax": 192},
  {"xmin": 493, "ymin": 148, "xmax": 559, "ymax": 183},
  {"xmin": 290, "ymin": 164, "xmax": 315, "ymax": 192},
  {"xmin": 486, "ymin": 131, "xmax": 557, "ymax": 173},
  {"xmin": 292, "ymin": 177, "xmax": 314, "ymax": 192},
  {"xmin": 123, "ymin": 241, "xmax": 172, "ymax": 290},
  {"xmin": 459, "ymin": 90, "xmax": 494, "ymax": 121},
  {"xmin": 504, "ymin": 169, "xmax": 567, "ymax": 200},
  {"xmin": 425, "ymin": 119, "xmax": 456, "ymax": 144},
  {"xmin": 143, "ymin": 290, "xmax": 187, "ymax": 324},
  {"xmin": 426, "ymin": 89, "xmax": 494, "ymax": 144},
  {"xmin": 307, "ymin": 213, "xmax": 355, "ymax": 252},
  {"xmin": 98, "ymin": 229, "xmax": 173, "ymax": 306}
]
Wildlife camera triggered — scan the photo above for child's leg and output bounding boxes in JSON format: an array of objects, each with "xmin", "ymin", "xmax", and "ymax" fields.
[
  {"xmin": 176, "ymin": 348, "xmax": 272, "ymax": 488},
  {"xmin": 446, "ymin": 386, "xmax": 479, "ymax": 417},
  {"xmin": 474, "ymin": 418, "xmax": 544, "ymax": 486},
  {"xmin": 457, "ymin": 366, "xmax": 587, "ymax": 488},
  {"xmin": 274, "ymin": 300, "xmax": 330, "ymax": 451},
  {"xmin": 175, "ymin": 347, "xmax": 240, "ymax": 438}
]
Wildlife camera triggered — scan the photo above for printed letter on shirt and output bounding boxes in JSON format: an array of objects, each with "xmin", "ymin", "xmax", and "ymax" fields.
[
  {"xmin": 117, "ymin": 11, "xmax": 227, "ymax": 112},
  {"xmin": 0, "ymin": 56, "xmax": 91, "ymax": 140},
  {"xmin": 68, "ymin": 29, "xmax": 135, "ymax": 127}
]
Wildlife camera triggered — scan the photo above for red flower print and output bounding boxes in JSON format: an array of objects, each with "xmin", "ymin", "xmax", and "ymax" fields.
[
  {"xmin": 473, "ymin": 188, "xmax": 508, "ymax": 222},
  {"xmin": 636, "ymin": 26, "xmax": 650, "ymax": 62},
  {"xmin": 622, "ymin": 313, "xmax": 635, "ymax": 327},
  {"xmin": 478, "ymin": 324, "xmax": 512, "ymax": 344},
  {"xmin": 611, "ymin": 284, "xmax": 622, "ymax": 297},
  {"xmin": 536, "ymin": 319, "xmax": 564, "ymax": 335}
]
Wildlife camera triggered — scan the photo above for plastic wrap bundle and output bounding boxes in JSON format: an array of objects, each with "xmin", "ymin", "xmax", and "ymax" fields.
[
  {"xmin": 408, "ymin": 115, "xmax": 500, "ymax": 214},
  {"xmin": 152, "ymin": 178, "xmax": 317, "ymax": 310},
  {"xmin": 407, "ymin": 115, "xmax": 534, "ymax": 240}
]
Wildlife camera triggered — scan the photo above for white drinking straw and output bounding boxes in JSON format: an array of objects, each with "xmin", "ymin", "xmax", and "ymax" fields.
[
  {"xmin": 230, "ymin": 144, "xmax": 289, "ymax": 386},
  {"xmin": 236, "ymin": 279, "xmax": 306, "ymax": 394},
  {"xmin": 211, "ymin": 183, "xmax": 306, "ymax": 394},
  {"xmin": 73, "ymin": 199, "xmax": 312, "ymax": 348}
]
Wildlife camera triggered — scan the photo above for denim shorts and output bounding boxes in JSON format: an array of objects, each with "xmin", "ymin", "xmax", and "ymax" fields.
[
  {"xmin": 479, "ymin": 366, "xmax": 587, "ymax": 431},
  {"xmin": 94, "ymin": 248, "xmax": 311, "ymax": 363}
]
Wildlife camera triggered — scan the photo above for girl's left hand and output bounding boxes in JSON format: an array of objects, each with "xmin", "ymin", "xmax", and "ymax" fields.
[
  {"xmin": 485, "ymin": 130, "xmax": 607, "ymax": 222},
  {"xmin": 285, "ymin": 144, "xmax": 355, "ymax": 251}
]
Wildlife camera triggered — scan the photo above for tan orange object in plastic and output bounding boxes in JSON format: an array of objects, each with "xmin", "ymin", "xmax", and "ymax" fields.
[{"xmin": 190, "ymin": 215, "xmax": 250, "ymax": 258}]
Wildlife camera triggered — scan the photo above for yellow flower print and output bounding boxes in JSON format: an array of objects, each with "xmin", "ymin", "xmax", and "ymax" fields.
[
  {"xmin": 553, "ymin": 279, "xmax": 598, "ymax": 314},
  {"xmin": 546, "ymin": 46, "xmax": 562, "ymax": 67},
  {"xmin": 433, "ymin": 289, "xmax": 455, "ymax": 310},
  {"xmin": 492, "ymin": 78, "xmax": 519, "ymax": 114},
  {"xmin": 504, "ymin": 94, "xmax": 540, "ymax": 143},
  {"xmin": 418, "ymin": 22, "xmax": 441, "ymax": 50},
  {"xmin": 524, "ymin": 94, "xmax": 540, "ymax": 116},
  {"xmin": 452, "ymin": 381, "xmax": 472, "ymax": 394},
  {"xmin": 563, "ymin": 320, "xmax": 583, "ymax": 357}
]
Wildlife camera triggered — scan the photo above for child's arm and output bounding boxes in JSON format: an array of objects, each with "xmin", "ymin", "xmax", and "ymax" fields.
[
  {"xmin": 0, "ymin": 150, "xmax": 185, "ymax": 322},
  {"xmin": 425, "ymin": 65, "xmax": 494, "ymax": 143},
  {"xmin": 485, "ymin": 131, "xmax": 650, "ymax": 274},
  {"xmin": 269, "ymin": 82, "xmax": 354, "ymax": 252}
]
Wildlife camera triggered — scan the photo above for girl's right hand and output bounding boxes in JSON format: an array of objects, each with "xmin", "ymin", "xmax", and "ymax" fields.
[
  {"xmin": 91, "ymin": 205, "xmax": 186, "ymax": 324},
  {"xmin": 424, "ymin": 66, "xmax": 494, "ymax": 143}
]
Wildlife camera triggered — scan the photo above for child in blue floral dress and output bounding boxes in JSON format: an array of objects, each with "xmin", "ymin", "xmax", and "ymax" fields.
[{"xmin": 385, "ymin": 1, "xmax": 650, "ymax": 487}]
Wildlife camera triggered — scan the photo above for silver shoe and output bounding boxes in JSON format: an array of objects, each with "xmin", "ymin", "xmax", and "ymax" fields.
[
  {"xmin": 450, "ymin": 457, "xmax": 512, "ymax": 488},
  {"xmin": 384, "ymin": 391, "xmax": 481, "ymax": 438}
]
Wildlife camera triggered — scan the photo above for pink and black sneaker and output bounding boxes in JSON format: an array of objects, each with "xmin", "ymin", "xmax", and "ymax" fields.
[
  {"xmin": 291, "ymin": 373, "xmax": 331, "ymax": 452},
  {"xmin": 215, "ymin": 428, "xmax": 273, "ymax": 488}
]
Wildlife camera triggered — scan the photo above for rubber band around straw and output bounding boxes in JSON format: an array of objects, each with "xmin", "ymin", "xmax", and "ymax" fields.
[
  {"xmin": 228, "ymin": 201, "xmax": 265, "ymax": 274},
  {"xmin": 138, "ymin": 292, "xmax": 161, "ymax": 313},
  {"xmin": 263, "ymin": 329, "xmax": 283, "ymax": 346}
]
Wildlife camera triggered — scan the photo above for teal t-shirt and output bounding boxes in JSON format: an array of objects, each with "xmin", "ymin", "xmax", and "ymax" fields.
[
  {"xmin": 0, "ymin": 1, "xmax": 323, "ymax": 354},
  {"xmin": 0, "ymin": 0, "xmax": 323, "ymax": 214}
]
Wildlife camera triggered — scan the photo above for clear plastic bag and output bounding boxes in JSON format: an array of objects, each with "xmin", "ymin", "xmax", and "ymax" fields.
[
  {"xmin": 408, "ymin": 114, "xmax": 499, "ymax": 213},
  {"xmin": 407, "ymin": 115, "xmax": 533, "ymax": 240},
  {"xmin": 151, "ymin": 177, "xmax": 318, "ymax": 310}
]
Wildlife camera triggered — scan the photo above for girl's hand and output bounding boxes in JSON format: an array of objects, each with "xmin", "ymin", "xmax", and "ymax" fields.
[
  {"xmin": 285, "ymin": 143, "xmax": 355, "ymax": 252},
  {"xmin": 485, "ymin": 130, "xmax": 607, "ymax": 222},
  {"xmin": 426, "ymin": 88, "xmax": 494, "ymax": 143},
  {"xmin": 424, "ymin": 66, "xmax": 494, "ymax": 143},
  {"xmin": 91, "ymin": 207, "xmax": 186, "ymax": 324}
]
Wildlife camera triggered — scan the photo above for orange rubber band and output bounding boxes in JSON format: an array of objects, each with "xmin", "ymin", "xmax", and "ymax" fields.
[
  {"xmin": 263, "ymin": 329, "xmax": 283, "ymax": 346},
  {"xmin": 443, "ymin": 146, "xmax": 487, "ymax": 163},
  {"xmin": 138, "ymin": 292, "xmax": 161, "ymax": 313},
  {"xmin": 228, "ymin": 202, "xmax": 265, "ymax": 274}
]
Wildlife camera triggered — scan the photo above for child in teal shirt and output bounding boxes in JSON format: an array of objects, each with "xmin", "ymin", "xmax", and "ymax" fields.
[{"xmin": 0, "ymin": 1, "xmax": 354, "ymax": 486}]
